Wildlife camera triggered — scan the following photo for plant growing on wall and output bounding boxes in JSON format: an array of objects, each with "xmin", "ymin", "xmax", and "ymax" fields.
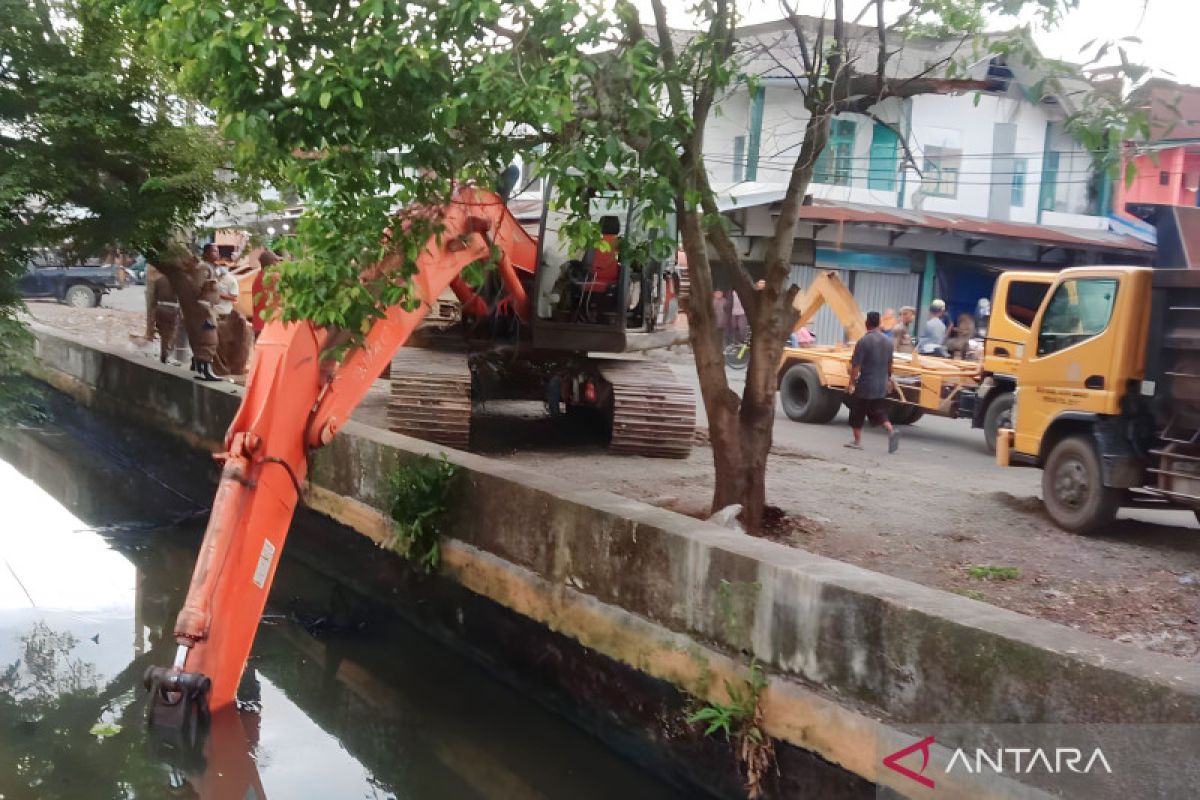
[
  {"xmin": 385, "ymin": 455, "xmax": 460, "ymax": 573},
  {"xmin": 688, "ymin": 660, "xmax": 773, "ymax": 798}
]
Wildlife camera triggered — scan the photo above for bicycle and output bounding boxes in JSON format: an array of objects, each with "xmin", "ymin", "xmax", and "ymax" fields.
[{"xmin": 723, "ymin": 333, "xmax": 751, "ymax": 369}]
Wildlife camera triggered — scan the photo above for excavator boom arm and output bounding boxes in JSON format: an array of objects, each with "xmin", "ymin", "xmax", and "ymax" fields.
[{"xmin": 152, "ymin": 187, "xmax": 538, "ymax": 714}]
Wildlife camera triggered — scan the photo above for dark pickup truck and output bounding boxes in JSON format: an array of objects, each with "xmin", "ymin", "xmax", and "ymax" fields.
[{"xmin": 18, "ymin": 263, "xmax": 126, "ymax": 308}]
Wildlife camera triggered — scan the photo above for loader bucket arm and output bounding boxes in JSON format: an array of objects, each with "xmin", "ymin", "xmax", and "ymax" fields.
[
  {"xmin": 792, "ymin": 269, "xmax": 867, "ymax": 341},
  {"xmin": 148, "ymin": 186, "xmax": 538, "ymax": 716}
]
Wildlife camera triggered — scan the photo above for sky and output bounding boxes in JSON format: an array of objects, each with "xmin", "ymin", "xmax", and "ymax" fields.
[{"xmin": 643, "ymin": 0, "xmax": 1200, "ymax": 87}]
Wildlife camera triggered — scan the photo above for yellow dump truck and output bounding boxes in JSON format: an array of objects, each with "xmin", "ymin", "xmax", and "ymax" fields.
[
  {"xmin": 994, "ymin": 264, "xmax": 1200, "ymax": 532},
  {"xmin": 776, "ymin": 270, "xmax": 1054, "ymax": 450}
]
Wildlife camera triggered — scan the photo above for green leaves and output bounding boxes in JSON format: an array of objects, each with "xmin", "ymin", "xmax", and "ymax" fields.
[
  {"xmin": 319, "ymin": 92, "xmax": 332, "ymax": 110},
  {"xmin": 686, "ymin": 661, "xmax": 768, "ymax": 740},
  {"xmin": 386, "ymin": 455, "xmax": 461, "ymax": 573}
]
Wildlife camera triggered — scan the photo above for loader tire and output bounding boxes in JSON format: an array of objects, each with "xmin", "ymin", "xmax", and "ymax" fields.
[
  {"xmin": 888, "ymin": 404, "xmax": 924, "ymax": 425},
  {"xmin": 983, "ymin": 392, "xmax": 1014, "ymax": 454},
  {"xmin": 780, "ymin": 363, "xmax": 841, "ymax": 424},
  {"xmin": 1042, "ymin": 434, "xmax": 1120, "ymax": 534}
]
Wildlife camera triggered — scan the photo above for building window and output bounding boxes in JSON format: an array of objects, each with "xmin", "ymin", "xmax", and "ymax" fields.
[
  {"xmin": 814, "ymin": 119, "xmax": 856, "ymax": 186},
  {"xmin": 1011, "ymin": 158, "xmax": 1028, "ymax": 206},
  {"xmin": 923, "ymin": 145, "xmax": 961, "ymax": 198},
  {"xmin": 868, "ymin": 123, "xmax": 899, "ymax": 191},
  {"xmin": 733, "ymin": 136, "xmax": 746, "ymax": 183},
  {"xmin": 1039, "ymin": 151, "xmax": 1060, "ymax": 211},
  {"xmin": 1160, "ymin": 170, "xmax": 1171, "ymax": 186}
]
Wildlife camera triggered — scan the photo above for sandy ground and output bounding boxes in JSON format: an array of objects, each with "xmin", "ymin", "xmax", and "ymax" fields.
[{"xmin": 27, "ymin": 289, "xmax": 1200, "ymax": 661}]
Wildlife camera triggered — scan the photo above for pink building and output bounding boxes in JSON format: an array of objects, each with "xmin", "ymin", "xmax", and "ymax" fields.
[{"xmin": 1115, "ymin": 80, "xmax": 1200, "ymax": 218}]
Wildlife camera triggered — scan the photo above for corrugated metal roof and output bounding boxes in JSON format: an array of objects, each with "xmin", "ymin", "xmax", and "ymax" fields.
[{"xmin": 796, "ymin": 199, "xmax": 1155, "ymax": 254}]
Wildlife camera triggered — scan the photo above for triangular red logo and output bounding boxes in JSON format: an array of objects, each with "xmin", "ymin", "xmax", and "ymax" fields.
[{"xmin": 882, "ymin": 735, "xmax": 936, "ymax": 789}]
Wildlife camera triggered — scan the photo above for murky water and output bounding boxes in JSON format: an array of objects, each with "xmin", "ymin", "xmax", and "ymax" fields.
[{"xmin": 0, "ymin": 400, "xmax": 685, "ymax": 799}]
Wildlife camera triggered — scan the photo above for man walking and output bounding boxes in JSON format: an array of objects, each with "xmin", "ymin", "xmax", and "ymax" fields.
[{"xmin": 846, "ymin": 311, "xmax": 899, "ymax": 453}]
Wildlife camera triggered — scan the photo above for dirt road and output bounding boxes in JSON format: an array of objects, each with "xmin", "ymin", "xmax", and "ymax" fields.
[{"xmin": 25, "ymin": 299, "xmax": 1200, "ymax": 661}]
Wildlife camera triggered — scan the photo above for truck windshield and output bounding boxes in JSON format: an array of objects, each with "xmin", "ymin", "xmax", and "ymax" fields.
[{"xmin": 1037, "ymin": 278, "xmax": 1118, "ymax": 356}]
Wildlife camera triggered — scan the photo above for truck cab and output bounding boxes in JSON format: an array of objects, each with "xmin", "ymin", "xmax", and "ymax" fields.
[{"xmin": 994, "ymin": 266, "xmax": 1200, "ymax": 532}]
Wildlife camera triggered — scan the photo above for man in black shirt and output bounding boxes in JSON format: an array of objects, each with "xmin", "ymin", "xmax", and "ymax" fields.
[{"xmin": 847, "ymin": 311, "xmax": 899, "ymax": 453}]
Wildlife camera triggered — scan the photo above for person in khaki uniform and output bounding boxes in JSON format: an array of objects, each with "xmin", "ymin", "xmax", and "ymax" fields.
[
  {"xmin": 213, "ymin": 265, "xmax": 252, "ymax": 377},
  {"xmin": 150, "ymin": 245, "xmax": 221, "ymax": 381},
  {"xmin": 144, "ymin": 263, "xmax": 161, "ymax": 340},
  {"xmin": 152, "ymin": 272, "xmax": 181, "ymax": 364},
  {"xmin": 190, "ymin": 262, "xmax": 221, "ymax": 380}
]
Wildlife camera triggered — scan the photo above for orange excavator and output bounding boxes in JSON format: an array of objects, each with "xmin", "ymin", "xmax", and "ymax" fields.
[{"xmin": 144, "ymin": 184, "xmax": 693, "ymax": 731}]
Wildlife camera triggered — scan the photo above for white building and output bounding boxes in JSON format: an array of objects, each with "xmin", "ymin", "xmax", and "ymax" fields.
[{"xmin": 697, "ymin": 18, "xmax": 1151, "ymax": 340}]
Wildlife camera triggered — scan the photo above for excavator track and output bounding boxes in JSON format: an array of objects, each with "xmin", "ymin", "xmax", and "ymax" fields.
[
  {"xmin": 596, "ymin": 360, "xmax": 695, "ymax": 459},
  {"xmin": 388, "ymin": 347, "xmax": 473, "ymax": 450}
]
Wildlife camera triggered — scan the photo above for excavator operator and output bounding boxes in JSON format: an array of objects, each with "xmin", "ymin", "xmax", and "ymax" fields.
[
  {"xmin": 581, "ymin": 215, "xmax": 622, "ymax": 293},
  {"xmin": 556, "ymin": 215, "xmax": 624, "ymax": 323}
]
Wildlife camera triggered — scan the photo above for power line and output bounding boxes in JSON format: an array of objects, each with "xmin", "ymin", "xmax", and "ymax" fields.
[
  {"xmin": 703, "ymin": 148, "xmax": 1118, "ymax": 163},
  {"xmin": 705, "ymin": 157, "xmax": 1102, "ymax": 178},
  {"xmin": 709, "ymin": 155, "xmax": 1200, "ymax": 182},
  {"xmin": 703, "ymin": 156, "xmax": 1106, "ymax": 187}
]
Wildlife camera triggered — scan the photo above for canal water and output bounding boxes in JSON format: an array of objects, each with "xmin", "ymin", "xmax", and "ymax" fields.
[{"xmin": 0, "ymin": 398, "xmax": 686, "ymax": 800}]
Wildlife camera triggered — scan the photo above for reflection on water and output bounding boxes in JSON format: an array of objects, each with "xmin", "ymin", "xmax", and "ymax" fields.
[{"xmin": 0, "ymin": 403, "xmax": 684, "ymax": 800}]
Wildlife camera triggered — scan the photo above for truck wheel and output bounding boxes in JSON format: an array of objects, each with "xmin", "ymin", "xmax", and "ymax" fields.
[
  {"xmin": 65, "ymin": 284, "xmax": 98, "ymax": 308},
  {"xmin": 983, "ymin": 392, "xmax": 1014, "ymax": 453},
  {"xmin": 1042, "ymin": 434, "xmax": 1120, "ymax": 534},
  {"xmin": 780, "ymin": 363, "xmax": 840, "ymax": 423}
]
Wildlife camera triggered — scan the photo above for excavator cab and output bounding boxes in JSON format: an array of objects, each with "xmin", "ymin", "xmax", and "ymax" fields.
[{"xmin": 531, "ymin": 192, "xmax": 682, "ymax": 352}]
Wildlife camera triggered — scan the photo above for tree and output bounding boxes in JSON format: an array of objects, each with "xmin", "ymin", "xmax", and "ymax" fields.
[
  {"xmin": 130, "ymin": 0, "xmax": 1109, "ymax": 531},
  {"xmin": 0, "ymin": 0, "xmax": 239, "ymax": 416}
]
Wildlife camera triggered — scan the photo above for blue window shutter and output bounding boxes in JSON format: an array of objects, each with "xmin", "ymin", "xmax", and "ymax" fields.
[
  {"xmin": 1039, "ymin": 151, "xmax": 1060, "ymax": 212},
  {"xmin": 1010, "ymin": 157, "xmax": 1027, "ymax": 206},
  {"xmin": 868, "ymin": 123, "xmax": 899, "ymax": 191},
  {"xmin": 746, "ymin": 87, "xmax": 765, "ymax": 181},
  {"xmin": 814, "ymin": 119, "xmax": 856, "ymax": 186}
]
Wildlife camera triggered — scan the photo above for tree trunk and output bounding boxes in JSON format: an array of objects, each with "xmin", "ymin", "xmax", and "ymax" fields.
[
  {"xmin": 676, "ymin": 205, "xmax": 749, "ymax": 514},
  {"xmin": 735, "ymin": 326, "xmax": 785, "ymax": 531}
]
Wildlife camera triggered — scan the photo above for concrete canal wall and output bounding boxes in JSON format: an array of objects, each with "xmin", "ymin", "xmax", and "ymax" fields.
[{"xmin": 27, "ymin": 324, "xmax": 1200, "ymax": 799}]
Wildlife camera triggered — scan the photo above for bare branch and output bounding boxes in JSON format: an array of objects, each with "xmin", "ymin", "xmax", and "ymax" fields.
[
  {"xmin": 887, "ymin": 34, "xmax": 973, "ymax": 96},
  {"xmin": 754, "ymin": 38, "xmax": 808, "ymax": 96},
  {"xmin": 690, "ymin": 0, "xmax": 738, "ymax": 136},
  {"xmin": 835, "ymin": 75, "xmax": 989, "ymax": 113},
  {"xmin": 778, "ymin": 0, "xmax": 814, "ymax": 75},
  {"xmin": 760, "ymin": 111, "xmax": 830, "ymax": 295},
  {"xmin": 647, "ymin": 0, "xmax": 689, "ymax": 121},
  {"xmin": 875, "ymin": 0, "xmax": 888, "ymax": 97},
  {"xmin": 696, "ymin": 159, "xmax": 755, "ymax": 305},
  {"xmin": 831, "ymin": 0, "xmax": 846, "ymax": 103}
]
